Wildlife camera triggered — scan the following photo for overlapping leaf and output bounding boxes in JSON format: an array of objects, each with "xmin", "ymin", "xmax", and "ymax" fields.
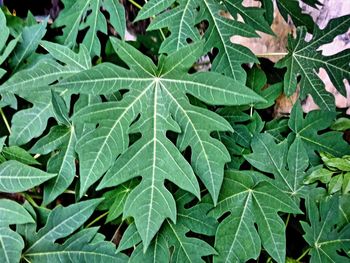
[
  {"xmin": 4, "ymin": 199, "xmax": 129, "ymax": 262},
  {"xmin": 0, "ymin": 9, "xmax": 20, "ymax": 79},
  {"xmin": 245, "ymin": 133, "xmax": 311, "ymax": 199},
  {"xmin": 136, "ymin": 0, "xmax": 267, "ymax": 81},
  {"xmin": 8, "ymin": 18, "xmax": 47, "ymax": 72},
  {"xmin": 0, "ymin": 41, "xmax": 91, "ymax": 145},
  {"xmin": 0, "ymin": 160, "xmax": 56, "ymax": 193},
  {"xmin": 54, "ymin": 39, "xmax": 264, "ymax": 249},
  {"xmin": 0, "ymin": 227, "xmax": 24, "ymax": 263},
  {"xmin": 210, "ymin": 171, "xmax": 301, "ymax": 263},
  {"xmin": 276, "ymin": 0, "xmax": 316, "ymax": 32},
  {"xmin": 24, "ymin": 227, "xmax": 128, "ymax": 263},
  {"xmin": 54, "ymin": 0, "xmax": 126, "ymax": 57},
  {"xmin": 117, "ymin": 191, "xmax": 217, "ymax": 262},
  {"xmin": 289, "ymin": 103, "xmax": 350, "ymax": 163},
  {"xmin": 30, "ymin": 125, "xmax": 77, "ymax": 205},
  {"xmin": 0, "ymin": 199, "xmax": 34, "ymax": 226},
  {"xmin": 276, "ymin": 15, "xmax": 350, "ymax": 110},
  {"xmin": 301, "ymin": 193, "xmax": 350, "ymax": 262}
]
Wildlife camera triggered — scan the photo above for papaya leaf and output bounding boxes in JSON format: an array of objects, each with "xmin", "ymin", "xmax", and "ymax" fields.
[
  {"xmin": 2, "ymin": 146, "xmax": 40, "ymax": 165},
  {"xmin": 24, "ymin": 227, "xmax": 128, "ymax": 262},
  {"xmin": 54, "ymin": 39, "xmax": 264, "ymax": 249},
  {"xmin": 245, "ymin": 133, "xmax": 311, "ymax": 199},
  {"xmin": 301, "ymin": 193, "xmax": 350, "ymax": 262},
  {"xmin": 0, "ymin": 160, "xmax": 56, "ymax": 193},
  {"xmin": 276, "ymin": 15, "xmax": 350, "ymax": 111},
  {"xmin": 210, "ymin": 171, "xmax": 301, "ymax": 263},
  {"xmin": 53, "ymin": 0, "xmax": 126, "ymax": 57},
  {"xmin": 137, "ymin": 0, "xmax": 263, "ymax": 81},
  {"xmin": 0, "ymin": 199, "xmax": 34, "ymax": 226},
  {"xmin": 118, "ymin": 191, "xmax": 217, "ymax": 261},
  {"xmin": 0, "ymin": 227, "xmax": 24, "ymax": 263},
  {"xmin": 289, "ymin": 103, "xmax": 350, "ymax": 163},
  {"xmin": 0, "ymin": 42, "xmax": 91, "ymax": 145}
]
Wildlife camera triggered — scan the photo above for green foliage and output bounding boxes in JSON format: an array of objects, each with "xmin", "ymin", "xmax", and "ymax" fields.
[
  {"xmin": 301, "ymin": 192, "xmax": 350, "ymax": 262},
  {"xmin": 0, "ymin": 1, "xmax": 349, "ymax": 262},
  {"xmin": 305, "ymin": 153, "xmax": 350, "ymax": 194},
  {"xmin": 53, "ymin": 0, "xmax": 126, "ymax": 57},
  {"xmin": 276, "ymin": 15, "xmax": 350, "ymax": 110},
  {"xmin": 210, "ymin": 171, "xmax": 301, "ymax": 262}
]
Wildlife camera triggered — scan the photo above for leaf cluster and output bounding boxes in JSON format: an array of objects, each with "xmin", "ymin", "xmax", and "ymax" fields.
[{"xmin": 0, "ymin": 1, "xmax": 349, "ymax": 262}]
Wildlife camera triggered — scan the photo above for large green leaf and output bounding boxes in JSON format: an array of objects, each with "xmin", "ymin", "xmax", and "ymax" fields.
[
  {"xmin": 210, "ymin": 171, "xmax": 301, "ymax": 263},
  {"xmin": 137, "ymin": 0, "xmax": 262, "ymax": 81},
  {"xmin": 0, "ymin": 160, "xmax": 56, "ymax": 193},
  {"xmin": 276, "ymin": 15, "xmax": 350, "ymax": 110},
  {"xmin": 118, "ymin": 191, "xmax": 217, "ymax": 261},
  {"xmin": 0, "ymin": 227, "xmax": 24, "ymax": 263},
  {"xmin": 301, "ymin": 193, "xmax": 350, "ymax": 262},
  {"xmin": 53, "ymin": 0, "xmax": 126, "ymax": 57},
  {"xmin": 245, "ymin": 133, "xmax": 310, "ymax": 199},
  {"xmin": 0, "ymin": 199, "xmax": 34, "ymax": 226},
  {"xmin": 289, "ymin": 103, "xmax": 350, "ymax": 163},
  {"xmin": 54, "ymin": 39, "xmax": 264, "ymax": 249}
]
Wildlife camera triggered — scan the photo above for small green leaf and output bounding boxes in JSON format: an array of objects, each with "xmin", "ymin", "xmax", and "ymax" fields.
[
  {"xmin": 9, "ymin": 18, "xmax": 47, "ymax": 72},
  {"xmin": 54, "ymin": 0, "xmax": 125, "ymax": 57},
  {"xmin": 328, "ymin": 174, "xmax": 343, "ymax": 194},
  {"xmin": 0, "ymin": 160, "xmax": 56, "ymax": 193},
  {"xmin": 246, "ymin": 66, "xmax": 283, "ymax": 109},
  {"xmin": 2, "ymin": 146, "xmax": 40, "ymax": 165},
  {"xmin": 289, "ymin": 103, "xmax": 350, "ymax": 163},
  {"xmin": 277, "ymin": 0, "xmax": 315, "ymax": 32},
  {"xmin": 331, "ymin": 117, "xmax": 350, "ymax": 131},
  {"xmin": 304, "ymin": 168, "xmax": 334, "ymax": 184},
  {"xmin": 324, "ymin": 156, "xmax": 350, "ymax": 172},
  {"xmin": 51, "ymin": 90, "xmax": 71, "ymax": 126},
  {"xmin": 30, "ymin": 126, "xmax": 71, "ymax": 155},
  {"xmin": 99, "ymin": 179, "xmax": 138, "ymax": 223},
  {"xmin": 0, "ymin": 199, "xmax": 34, "ymax": 226}
]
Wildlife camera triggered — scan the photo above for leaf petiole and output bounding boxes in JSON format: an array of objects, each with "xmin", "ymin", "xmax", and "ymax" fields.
[
  {"xmin": 86, "ymin": 211, "xmax": 109, "ymax": 228},
  {"xmin": 0, "ymin": 108, "xmax": 11, "ymax": 134},
  {"xmin": 296, "ymin": 248, "xmax": 310, "ymax": 262}
]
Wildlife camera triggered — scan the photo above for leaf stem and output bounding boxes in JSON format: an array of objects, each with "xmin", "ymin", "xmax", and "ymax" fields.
[
  {"xmin": 22, "ymin": 256, "xmax": 31, "ymax": 263},
  {"xmin": 255, "ymin": 52, "xmax": 288, "ymax": 57},
  {"xmin": 64, "ymin": 189, "xmax": 76, "ymax": 195},
  {"xmin": 86, "ymin": 211, "xmax": 108, "ymax": 228},
  {"xmin": 285, "ymin": 213, "xmax": 291, "ymax": 228},
  {"xmin": 24, "ymin": 193, "xmax": 39, "ymax": 207},
  {"xmin": 128, "ymin": 0, "xmax": 142, "ymax": 10},
  {"xmin": 296, "ymin": 248, "xmax": 310, "ymax": 262},
  {"xmin": 0, "ymin": 108, "xmax": 11, "ymax": 134}
]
